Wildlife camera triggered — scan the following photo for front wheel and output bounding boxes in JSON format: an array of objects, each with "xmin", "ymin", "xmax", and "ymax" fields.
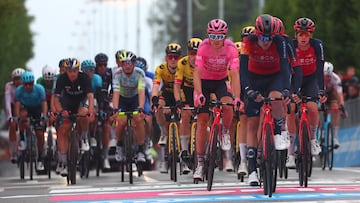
[
  {"xmin": 207, "ymin": 125, "xmax": 218, "ymax": 191},
  {"xmin": 69, "ymin": 130, "xmax": 78, "ymax": 185}
]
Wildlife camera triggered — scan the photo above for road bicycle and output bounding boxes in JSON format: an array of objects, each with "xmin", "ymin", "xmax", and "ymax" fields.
[
  {"xmin": 317, "ymin": 104, "xmax": 334, "ymax": 170},
  {"xmin": 116, "ymin": 110, "xmax": 143, "ymax": 184}
]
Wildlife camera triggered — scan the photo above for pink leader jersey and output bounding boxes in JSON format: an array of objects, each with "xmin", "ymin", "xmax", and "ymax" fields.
[{"xmin": 195, "ymin": 39, "xmax": 239, "ymax": 80}]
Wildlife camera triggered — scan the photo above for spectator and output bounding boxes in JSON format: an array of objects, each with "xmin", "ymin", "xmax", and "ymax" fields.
[{"xmin": 345, "ymin": 82, "xmax": 359, "ymax": 100}]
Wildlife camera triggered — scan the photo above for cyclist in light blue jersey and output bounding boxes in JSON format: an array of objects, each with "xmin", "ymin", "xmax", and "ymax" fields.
[{"xmin": 14, "ymin": 71, "xmax": 48, "ymax": 171}]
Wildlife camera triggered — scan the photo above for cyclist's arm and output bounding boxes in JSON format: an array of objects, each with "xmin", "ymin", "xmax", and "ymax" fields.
[
  {"xmin": 53, "ymin": 76, "xmax": 64, "ymax": 112},
  {"xmin": 193, "ymin": 67, "xmax": 202, "ymax": 95},
  {"xmin": 38, "ymin": 85, "xmax": 48, "ymax": 116},
  {"xmin": 229, "ymin": 45, "xmax": 240, "ymax": 98},
  {"xmin": 87, "ymin": 92, "xmax": 95, "ymax": 113},
  {"xmin": 151, "ymin": 66, "xmax": 162, "ymax": 101},
  {"xmin": 4, "ymin": 83, "xmax": 13, "ymax": 119},
  {"xmin": 174, "ymin": 60, "xmax": 184, "ymax": 101},
  {"xmin": 138, "ymin": 71, "xmax": 146, "ymax": 109},
  {"xmin": 14, "ymin": 88, "xmax": 21, "ymax": 117},
  {"xmin": 286, "ymin": 37, "xmax": 303, "ymax": 93},
  {"xmin": 112, "ymin": 91, "xmax": 119, "ymax": 110},
  {"xmin": 312, "ymin": 39, "xmax": 325, "ymax": 91},
  {"xmin": 274, "ymin": 35, "xmax": 290, "ymax": 89}
]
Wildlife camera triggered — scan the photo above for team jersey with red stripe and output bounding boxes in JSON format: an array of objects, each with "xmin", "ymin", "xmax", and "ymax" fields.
[{"xmin": 296, "ymin": 46, "xmax": 317, "ymax": 76}]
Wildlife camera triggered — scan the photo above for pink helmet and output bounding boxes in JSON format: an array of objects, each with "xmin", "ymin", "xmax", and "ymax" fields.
[{"xmin": 207, "ymin": 19, "xmax": 228, "ymax": 34}]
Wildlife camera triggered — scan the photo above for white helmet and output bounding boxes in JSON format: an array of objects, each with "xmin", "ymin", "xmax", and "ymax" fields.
[
  {"xmin": 324, "ymin": 61, "xmax": 334, "ymax": 75},
  {"xmin": 42, "ymin": 65, "xmax": 56, "ymax": 80},
  {"xmin": 11, "ymin": 68, "xmax": 25, "ymax": 79}
]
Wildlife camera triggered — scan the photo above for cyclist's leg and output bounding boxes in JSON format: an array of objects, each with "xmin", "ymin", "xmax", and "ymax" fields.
[
  {"xmin": 269, "ymin": 90, "xmax": 288, "ymax": 150},
  {"xmin": 286, "ymin": 104, "xmax": 297, "ymax": 168},
  {"xmin": 8, "ymin": 104, "xmax": 17, "ymax": 161},
  {"xmin": 77, "ymin": 106, "xmax": 90, "ymax": 151},
  {"xmin": 328, "ymin": 90, "xmax": 340, "ymax": 148},
  {"xmin": 238, "ymin": 114, "xmax": 248, "ymax": 174},
  {"xmin": 18, "ymin": 107, "xmax": 29, "ymax": 150},
  {"xmin": 102, "ymin": 120, "xmax": 111, "ymax": 167}
]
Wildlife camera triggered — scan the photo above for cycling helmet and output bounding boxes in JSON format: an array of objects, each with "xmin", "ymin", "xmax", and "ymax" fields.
[
  {"xmin": 324, "ymin": 61, "xmax": 334, "ymax": 75},
  {"xmin": 115, "ymin": 50, "xmax": 125, "ymax": 60},
  {"xmin": 255, "ymin": 14, "xmax": 274, "ymax": 37},
  {"xmin": 58, "ymin": 58, "xmax": 67, "ymax": 67},
  {"xmin": 42, "ymin": 65, "xmax": 56, "ymax": 81},
  {"xmin": 118, "ymin": 51, "xmax": 137, "ymax": 62},
  {"xmin": 21, "ymin": 71, "xmax": 35, "ymax": 83},
  {"xmin": 165, "ymin": 43, "xmax": 182, "ymax": 55},
  {"xmin": 241, "ymin": 26, "xmax": 255, "ymax": 39},
  {"xmin": 294, "ymin": 17, "xmax": 315, "ymax": 33},
  {"xmin": 187, "ymin": 38, "xmax": 203, "ymax": 51},
  {"xmin": 135, "ymin": 57, "xmax": 147, "ymax": 71},
  {"xmin": 273, "ymin": 17, "xmax": 285, "ymax": 35},
  {"xmin": 11, "ymin": 68, "xmax": 25, "ymax": 79},
  {"xmin": 94, "ymin": 53, "xmax": 108, "ymax": 63},
  {"xmin": 207, "ymin": 19, "xmax": 228, "ymax": 34},
  {"xmin": 234, "ymin": 41, "xmax": 242, "ymax": 53},
  {"xmin": 81, "ymin": 59, "xmax": 96, "ymax": 72},
  {"xmin": 64, "ymin": 58, "xmax": 81, "ymax": 69}
]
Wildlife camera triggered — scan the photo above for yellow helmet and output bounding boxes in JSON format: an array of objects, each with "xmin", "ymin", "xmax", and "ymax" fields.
[
  {"xmin": 187, "ymin": 38, "xmax": 203, "ymax": 51},
  {"xmin": 165, "ymin": 43, "xmax": 182, "ymax": 55},
  {"xmin": 234, "ymin": 41, "xmax": 242, "ymax": 53},
  {"xmin": 64, "ymin": 58, "xmax": 81, "ymax": 70},
  {"xmin": 241, "ymin": 26, "xmax": 255, "ymax": 39}
]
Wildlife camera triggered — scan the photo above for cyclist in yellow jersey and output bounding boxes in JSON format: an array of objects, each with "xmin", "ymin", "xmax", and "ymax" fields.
[
  {"xmin": 151, "ymin": 43, "xmax": 182, "ymax": 173},
  {"xmin": 174, "ymin": 38, "xmax": 202, "ymax": 175}
]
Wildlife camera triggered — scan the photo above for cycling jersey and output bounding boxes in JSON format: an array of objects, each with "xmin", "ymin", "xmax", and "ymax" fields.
[
  {"xmin": 4, "ymin": 82, "xmax": 16, "ymax": 119},
  {"xmin": 91, "ymin": 74, "xmax": 103, "ymax": 94},
  {"xmin": 143, "ymin": 75, "xmax": 153, "ymax": 114},
  {"xmin": 325, "ymin": 72, "xmax": 342, "ymax": 94},
  {"xmin": 95, "ymin": 67, "xmax": 113, "ymax": 103},
  {"xmin": 294, "ymin": 38, "xmax": 325, "ymax": 91},
  {"xmin": 54, "ymin": 72, "xmax": 92, "ymax": 103},
  {"xmin": 15, "ymin": 84, "xmax": 46, "ymax": 107},
  {"xmin": 153, "ymin": 62, "xmax": 175, "ymax": 92},
  {"xmin": 36, "ymin": 77, "xmax": 54, "ymax": 103},
  {"xmin": 145, "ymin": 71, "xmax": 154, "ymax": 80},
  {"xmin": 112, "ymin": 67, "xmax": 146, "ymax": 98},
  {"xmin": 195, "ymin": 39, "xmax": 239, "ymax": 80},
  {"xmin": 175, "ymin": 56, "xmax": 194, "ymax": 88}
]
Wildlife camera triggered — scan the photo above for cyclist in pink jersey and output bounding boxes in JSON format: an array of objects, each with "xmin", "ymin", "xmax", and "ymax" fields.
[
  {"xmin": 193, "ymin": 19, "xmax": 242, "ymax": 181},
  {"xmin": 324, "ymin": 61, "xmax": 345, "ymax": 148},
  {"xmin": 5, "ymin": 68, "xmax": 25, "ymax": 163}
]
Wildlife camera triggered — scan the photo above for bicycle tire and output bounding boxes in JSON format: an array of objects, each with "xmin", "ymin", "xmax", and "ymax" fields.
[
  {"xmin": 263, "ymin": 124, "xmax": 275, "ymax": 197},
  {"xmin": 125, "ymin": 126, "xmax": 134, "ymax": 184},
  {"xmin": 278, "ymin": 150, "xmax": 287, "ymax": 179},
  {"xmin": 320, "ymin": 125, "xmax": 326, "ymax": 170},
  {"xmin": 328, "ymin": 123, "xmax": 334, "ymax": 170},
  {"xmin": 29, "ymin": 131, "xmax": 34, "ymax": 180},
  {"xmin": 47, "ymin": 129, "xmax": 53, "ymax": 179},
  {"xmin": 234, "ymin": 121, "xmax": 241, "ymax": 177},
  {"xmin": 207, "ymin": 125, "xmax": 218, "ymax": 191},
  {"xmin": 80, "ymin": 151, "xmax": 90, "ymax": 178},
  {"xmin": 190, "ymin": 122, "xmax": 197, "ymax": 171},
  {"xmin": 300, "ymin": 122, "xmax": 310, "ymax": 187},
  {"xmin": 95, "ymin": 128, "xmax": 102, "ymax": 176},
  {"xmin": 69, "ymin": 129, "xmax": 78, "ymax": 185},
  {"xmin": 170, "ymin": 123, "xmax": 178, "ymax": 182},
  {"xmin": 20, "ymin": 150, "xmax": 25, "ymax": 179}
]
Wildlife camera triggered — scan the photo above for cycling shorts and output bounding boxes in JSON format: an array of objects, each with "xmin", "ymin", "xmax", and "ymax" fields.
[
  {"xmin": 61, "ymin": 96, "xmax": 88, "ymax": 114},
  {"xmin": 181, "ymin": 86, "xmax": 194, "ymax": 106},
  {"xmin": 119, "ymin": 95, "xmax": 139, "ymax": 112},
  {"xmin": 21, "ymin": 104, "xmax": 44, "ymax": 130},
  {"xmin": 301, "ymin": 74, "xmax": 319, "ymax": 100}
]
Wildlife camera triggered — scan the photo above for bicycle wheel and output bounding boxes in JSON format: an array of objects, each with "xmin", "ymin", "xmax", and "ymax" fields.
[
  {"xmin": 69, "ymin": 129, "xmax": 78, "ymax": 185},
  {"xmin": 278, "ymin": 150, "xmax": 287, "ymax": 179},
  {"xmin": 95, "ymin": 128, "xmax": 102, "ymax": 176},
  {"xmin": 20, "ymin": 150, "xmax": 25, "ymax": 180},
  {"xmin": 125, "ymin": 127, "xmax": 134, "ymax": 184},
  {"xmin": 47, "ymin": 129, "xmax": 53, "ymax": 179},
  {"xmin": 320, "ymin": 125, "xmax": 327, "ymax": 170},
  {"xmin": 80, "ymin": 151, "xmax": 90, "ymax": 178},
  {"xmin": 299, "ymin": 122, "xmax": 310, "ymax": 187},
  {"xmin": 327, "ymin": 123, "xmax": 334, "ymax": 170},
  {"xmin": 170, "ymin": 123, "xmax": 178, "ymax": 182},
  {"xmin": 190, "ymin": 122, "xmax": 197, "ymax": 171},
  {"xmin": 263, "ymin": 124, "xmax": 276, "ymax": 197},
  {"xmin": 29, "ymin": 132, "xmax": 34, "ymax": 180},
  {"xmin": 207, "ymin": 125, "xmax": 218, "ymax": 191}
]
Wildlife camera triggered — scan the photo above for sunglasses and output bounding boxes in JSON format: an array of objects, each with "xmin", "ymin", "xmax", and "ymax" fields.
[
  {"xmin": 82, "ymin": 67, "xmax": 95, "ymax": 73},
  {"xmin": 259, "ymin": 35, "xmax": 273, "ymax": 42},
  {"xmin": 188, "ymin": 50, "xmax": 197, "ymax": 56},
  {"xmin": 97, "ymin": 63, "xmax": 107, "ymax": 67},
  {"xmin": 208, "ymin": 34, "xmax": 226, "ymax": 40},
  {"xmin": 166, "ymin": 55, "xmax": 180, "ymax": 61},
  {"xmin": 121, "ymin": 60, "xmax": 134, "ymax": 66},
  {"xmin": 23, "ymin": 82, "xmax": 34, "ymax": 87}
]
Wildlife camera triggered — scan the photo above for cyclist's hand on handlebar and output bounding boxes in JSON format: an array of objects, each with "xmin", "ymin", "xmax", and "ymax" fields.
[
  {"xmin": 89, "ymin": 110, "xmax": 95, "ymax": 122},
  {"xmin": 151, "ymin": 96, "xmax": 159, "ymax": 112},
  {"xmin": 194, "ymin": 93, "xmax": 206, "ymax": 107},
  {"xmin": 60, "ymin": 110, "xmax": 69, "ymax": 117},
  {"xmin": 175, "ymin": 100, "xmax": 183, "ymax": 113},
  {"xmin": 281, "ymin": 89, "xmax": 292, "ymax": 105},
  {"xmin": 247, "ymin": 90, "xmax": 263, "ymax": 102},
  {"xmin": 292, "ymin": 92, "xmax": 301, "ymax": 104},
  {"xmin": 318, "ymin": 90, "xmax": 327, "ymax": 103},
  {"xmin": 339, "ymin": 104, "xmax": 348, "ymax": 119},
  {"xmin": 233, "ymin": 97, "xmax": 244, "ymax": 112}
]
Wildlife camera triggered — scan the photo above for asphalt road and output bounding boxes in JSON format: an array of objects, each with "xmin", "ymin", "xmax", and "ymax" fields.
[{"xmin": 0, "ymin": 160, "xmax": 360, "ymax": 203}]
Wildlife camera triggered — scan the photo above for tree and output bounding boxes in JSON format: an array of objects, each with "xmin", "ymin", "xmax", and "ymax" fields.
[{"xmin": 0, "ymin": 0, "xmax": 33, "ymax": 107}]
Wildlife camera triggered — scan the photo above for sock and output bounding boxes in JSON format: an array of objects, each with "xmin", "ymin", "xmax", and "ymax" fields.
[
  {"xmin": 239, "ymin": 143, "xmax": 247, "ymax": 161},
  {"xmin": 247, "ymin": 147, "xmax": 257, "ymax": 173},
  {"xmin": 288, "ymin": 133, "xmax": 296, "ymax": 155},
  {"xmin": 103, "ymin": 148, "xmax": 109, "ymax": 159},
  {"xmin": 225, "ymin": 149, "xmax": 232, "ymax": 159},
  {"xmin": 333, "ymin": 126, "xmax": 339, "ymax": 139},
  {"xmin": 81, "ymin": 131, "xmax": 88, "ymax": 140},
  {"xmin": 274, "ymin": 118, "xmax": 283, "ymax": 135},
  {"xmin": 310, "ymin": 125, "xmax": 317, "ymax": 140},
  {"xmin": 59, "ymin": 153, "xmax": 67, "ymax": 165},
  {"xmin": 160, "ymin": 146, "xmax": 166, "ymax": 161},
  {"xmin": 180, "ymin": 135, "xmax": 189, "ymax": 151}
]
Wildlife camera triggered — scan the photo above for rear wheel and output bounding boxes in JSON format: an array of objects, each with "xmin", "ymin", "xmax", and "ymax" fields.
[
  {"xmin": 47, "ymin": 129, "xmax": 53, "ymax": 179},
  {"xmin": 263, "ymin": 124, "xmax": 277, "ymax": 197},
  {"xmin": 125, "ymin": 127, "xmax": 134, "ymax": 184},
  {"xmin": 95, "ymin": 128, "xmax": 102, "ymax": 176},
  {"xmin": 190, "ymin": 122, "xmax": 197, "ymax": 171},
  {"xmin": 327, "ymin": 123, "xmax": 334, "ymax": 170},
  {"xmin": 20, "ymin": 150, "xmax": 25, "ymax": 179},
  {"xmin": 69, "ymin": 130, "xmax": 78, "ymax": 185},
  {"xmin": 29, "ymin": 132, "xmax": 34, "ymax": 180},
  {"xmin": 170, "ymin": 123, "xmax": 178, "ymax": 182},
  {"xmin": 299, "ymin": 122, "xmax": 310, "ymax": 187},
  {"xmin": 207, "ymin": 125, "xmax": 218, "ymax": 191}
]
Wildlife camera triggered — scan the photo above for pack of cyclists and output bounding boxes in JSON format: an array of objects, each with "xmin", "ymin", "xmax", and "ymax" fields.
[{"xmin": 4, "ymin": 14, "xmax": 346, "ymax": 188}]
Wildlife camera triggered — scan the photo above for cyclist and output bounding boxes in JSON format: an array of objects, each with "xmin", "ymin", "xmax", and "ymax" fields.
[
  {"xmin": 50, "ymin": 59, "xmax": 68, "ymax": 114},
  {"xmin": 291, "ymin": 17, "xmax": 326, "ymax": 158},
  {"xmin": 174, "ymin": 37, "xmax": 202, "ymax": 174},
  {"xmin": 272, "ymin": 17, "xmax": 303, "ymax": 168},
  {"xmin": 233, "ymin": 25, "xmax": 255, "ymax": 177},
  {"xmin": 94, "ymin": 53, "xmax": 113, "ymax": 169},
  {"xmin": 135, "ymin": 57, "xmax": 154, "ymax": 164},
  {"xmin": 324, "ymin": 61, "xmax": 345, "ymax": 148},
  {"xmin": 151, "ymin": 43, "xmax": 182, "ymax": 173},
  {"xmin": 5, "ymin": 68, "xmax": 25, "ymax": 163},
  {"xmin": 53, "ymin": 58, "xmax": 95, "ymax": 176},
  {"xmin": 240, "ymin": 14, "xmax": 291, "ymax": 186},
  {"xmin": 193, "ymin": 19, "xmax": 242, "ymax": 180},
  {"xmin": 14, "ymin": 71, "xmax": 48, "ymax": 171},
  {"xmin": 111, "ymin": 51, "xmax": 147, "ymax": 164},
  {"xmin": 37, "ymin": 65, "xmax": 57, "ymax": 109}
]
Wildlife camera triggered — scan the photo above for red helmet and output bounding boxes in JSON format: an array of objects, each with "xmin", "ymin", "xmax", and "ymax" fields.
[
  {"xmin": 294, "ymin": 17, "xmax": 315, "ymax": 33},
  {"xmin": 273, "ymin": 17, "xmax": 285, "ymax": 35},
  {"xmin": 207, "ymin": 19, "xmax": 228, "ymax": 34},
  {"xmin": 255, "ymin": 14, "xmax": 274, "ymax": 37}
]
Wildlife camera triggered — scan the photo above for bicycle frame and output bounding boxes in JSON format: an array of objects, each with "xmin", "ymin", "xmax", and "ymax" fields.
[
  {"xmin": 298, "ymin": 98, "xmax": 311, "ymax": 154},
  {"xmin": 261, "ymin": 98, "xmax": 275, "ymax": 160}
]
